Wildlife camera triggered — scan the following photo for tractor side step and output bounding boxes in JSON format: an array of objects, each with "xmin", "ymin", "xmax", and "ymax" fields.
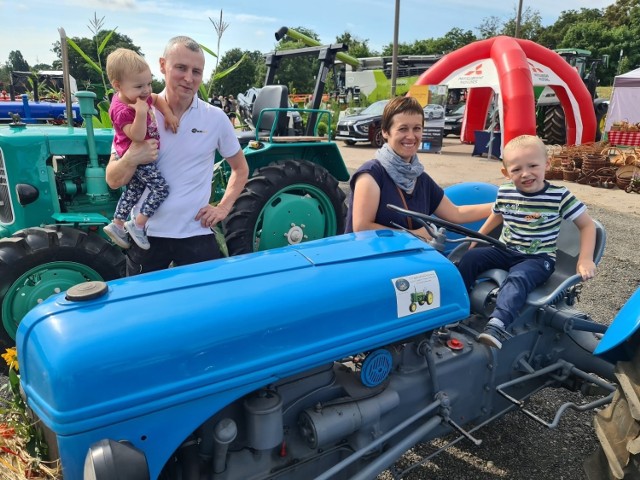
[{"xmin": 496, "ymin": 359, "xmax": 615, "ymax": 428}]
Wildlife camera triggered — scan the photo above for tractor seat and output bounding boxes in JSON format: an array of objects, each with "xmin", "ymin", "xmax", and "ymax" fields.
[
  {"xmin": 470, "ymin": 219, "xmax": 606, "ymax": 310},
  {"xmin": 237, "ymin": 85, "xmax": 290, "ymax": 148}
]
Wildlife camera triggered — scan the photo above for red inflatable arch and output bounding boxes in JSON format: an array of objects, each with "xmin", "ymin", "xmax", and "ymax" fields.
[{"xmin": 414, "ymin": 36, "xmax": 596, "ymax": 148}]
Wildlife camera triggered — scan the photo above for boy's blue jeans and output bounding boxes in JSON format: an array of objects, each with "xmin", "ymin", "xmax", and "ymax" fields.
[{"xmin": 457, "ymin": 246, "xmax": 555, "ymax": 327}]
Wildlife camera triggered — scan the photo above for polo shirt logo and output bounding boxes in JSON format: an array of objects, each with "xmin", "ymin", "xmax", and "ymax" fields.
[{"xmin": 191, "ymin": 128, "xmax": 207, "ymax": 133}]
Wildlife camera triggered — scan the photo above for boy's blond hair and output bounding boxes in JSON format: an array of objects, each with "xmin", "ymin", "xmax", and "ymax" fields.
[
  {"xmin": 106, "ymin": 48, "xmax": 150, "ymax": 84},
  {"xmin": 502, "ymin": 135, "xmax": 547, "ymax": 163}
]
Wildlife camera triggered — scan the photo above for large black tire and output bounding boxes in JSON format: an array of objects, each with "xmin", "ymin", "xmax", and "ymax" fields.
[
  {"xmin": 345, "ymin": 140, "xmax": 357, "ymax": 146},
  {"xmin": 542, "ymin": 105, "xmax": 567, "ymax": 145},
  {"xmin": 223, "ymin": 160, "xmax": 346, "ymax": 256},
  {"xmin": 0, "ymin": 226, "xmax": 125, "ymax": 350},
  {"xmin": 595, "ymin": 102, "xmax": 609, "ymax": 142},
  {"xmin": 585, "ymin": 349, "xmax": 640, "ymax": 480}
]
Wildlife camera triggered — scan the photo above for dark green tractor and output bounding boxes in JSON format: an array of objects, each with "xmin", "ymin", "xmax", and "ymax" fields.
[{"xmin": 537, "ymin": 48, "xmax": 609, "ymax": 145}]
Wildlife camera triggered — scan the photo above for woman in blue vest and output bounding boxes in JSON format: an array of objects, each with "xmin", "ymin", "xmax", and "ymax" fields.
[{"xmin": 345, "ymin": 96, "xmax": 491, "ymax": 238}]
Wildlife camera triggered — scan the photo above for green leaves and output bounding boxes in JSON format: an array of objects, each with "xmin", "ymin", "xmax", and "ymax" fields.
[
  {"xmin": 67, "ymin": 37, "xmax": 103, "ymax": 75},
  {"xmin": 198, "ymin": 46, "xmax": 246, "ymax": 100},
  {"xmin": 98, "ymin": 29, "xmax": 117, "ymax": 55},
  {"xmin": 91, "ymin": 100, "xmax": 113, "ymax": 128},
  {"xmin": 200, "ymin": 43, "xmax": 218, "ymax": 59}
]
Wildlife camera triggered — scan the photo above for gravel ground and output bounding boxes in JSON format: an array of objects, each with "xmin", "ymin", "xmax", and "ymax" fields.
[{"xmin": 378, "ymin": 204, "xmax": 640, "ymax": 480}]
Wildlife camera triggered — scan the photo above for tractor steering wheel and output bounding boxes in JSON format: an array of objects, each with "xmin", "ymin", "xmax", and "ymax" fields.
[{"xmin": 387, "ymin": 204, "xmax": 506, "ymax": 254}]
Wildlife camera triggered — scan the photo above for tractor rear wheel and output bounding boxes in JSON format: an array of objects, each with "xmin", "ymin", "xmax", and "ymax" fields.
[
  {"xmin": 585, "ymin": 349, "xmax": 640, "ymax": 479},
  {"xmin": 223, "ymin": 160, "xmax": 347, "ymax": 256},
  {"xmin": 542, "ymin": 105, "xmax": 567, "ymax": 145},
  {"xmin": 0, "ymin": 226, "xmax": 125, "ymax": 351}
]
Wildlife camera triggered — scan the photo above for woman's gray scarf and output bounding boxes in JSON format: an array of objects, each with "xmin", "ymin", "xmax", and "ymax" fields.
[{"xmin": 377, "ymin": 143, "xmax": 424, "ymax": 193}]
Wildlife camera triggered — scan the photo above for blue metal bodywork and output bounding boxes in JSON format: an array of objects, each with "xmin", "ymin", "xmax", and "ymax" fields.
[
  {"xmin": 594, "ymin": 288, "xmax": 640, "ymax": 361},
  {"xmin": 0, "ymin": 96, "xmax": 82, "ymax": 124},
  {"xmin": 441, "ymin": 182, "xmax": 498, "ymax": 253},
  {"xmin": 17, "ymin": 230, "xmax": 469, "ymax": 479}
]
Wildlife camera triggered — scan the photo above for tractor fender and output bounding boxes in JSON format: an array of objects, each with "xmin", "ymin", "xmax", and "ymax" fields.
[
  {"xmin": 593, "ymin": 288, "xmax": 640, "ymax": 362},
  {"xmin": 243, "ymin": 141, "xmax": 350, "ymax": 182}
]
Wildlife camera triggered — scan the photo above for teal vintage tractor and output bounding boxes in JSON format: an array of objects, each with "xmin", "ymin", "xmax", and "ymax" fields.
[{"xmin": 0, "ymin": 61, "xmax": 350, "ymax": 352}]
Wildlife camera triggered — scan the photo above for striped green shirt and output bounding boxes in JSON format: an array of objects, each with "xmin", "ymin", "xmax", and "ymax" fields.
[{"xmin": 494, "ymin": 181, "xmax": 586, "ymax": 258}]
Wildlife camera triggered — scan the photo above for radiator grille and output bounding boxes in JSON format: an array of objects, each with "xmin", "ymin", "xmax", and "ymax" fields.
[{"xmin": 0, "ymin": 148, "xmax": 14, "ymax": 224}]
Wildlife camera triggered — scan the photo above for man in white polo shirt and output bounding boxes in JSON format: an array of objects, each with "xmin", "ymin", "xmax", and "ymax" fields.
[{"xmin": 106, "ymin": 36, "xmax": 249, "ymax": 275}]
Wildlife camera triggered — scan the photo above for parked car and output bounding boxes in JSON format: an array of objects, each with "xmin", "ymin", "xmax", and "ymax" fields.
[
  {"xmin": 444, "ymin": 103, "xmax": 465, "ymax": 136},
  {"xmin": 336, "ymin": 99, "xmax": 389, "ymax": 147},
  {"xmin": 423, "ymin": 103, "xmax": 445, "ymax": 120}
]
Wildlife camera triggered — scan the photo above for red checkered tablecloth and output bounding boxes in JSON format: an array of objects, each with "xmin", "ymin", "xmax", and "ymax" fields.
[{"xmin": 608, "ymin": 131, "xmax": 640, "ymax": 146}]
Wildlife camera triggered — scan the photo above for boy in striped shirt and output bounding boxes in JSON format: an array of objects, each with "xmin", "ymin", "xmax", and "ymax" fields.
[{"xmin": 457, "ymin": 135, "xmax": 597, "ymax": 349}]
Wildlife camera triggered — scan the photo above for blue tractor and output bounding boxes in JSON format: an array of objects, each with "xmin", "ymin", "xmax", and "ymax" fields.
[{"xmin": 15, "ymin": 202, "xmax": 640, "ymax": 479}]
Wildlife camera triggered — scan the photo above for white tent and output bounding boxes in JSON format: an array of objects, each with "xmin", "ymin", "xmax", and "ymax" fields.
[{"xmin": 604, "ymin": 67, "xmax": 640, "ymax": 131}]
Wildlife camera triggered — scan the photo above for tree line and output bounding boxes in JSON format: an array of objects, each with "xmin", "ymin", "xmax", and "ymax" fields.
[{"xmin": 1, "ymin": 0, "xmax": 639, "ymax": 99}]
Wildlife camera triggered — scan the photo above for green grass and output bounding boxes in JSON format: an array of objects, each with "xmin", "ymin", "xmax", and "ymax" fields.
[{"xmin": 597, "ymin": 86, "xmax": 613, "ymax": 100}]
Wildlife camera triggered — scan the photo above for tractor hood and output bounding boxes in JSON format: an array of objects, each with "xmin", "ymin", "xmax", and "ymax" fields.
[{"xmin": 17, "ymin": 230, "xmax": 469, "ymax": 435}]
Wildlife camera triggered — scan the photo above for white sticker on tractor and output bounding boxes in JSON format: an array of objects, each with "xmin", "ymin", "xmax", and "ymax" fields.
[{"xmin": 391, "ymin": 271, "xmax": 441, "ymax": 318}]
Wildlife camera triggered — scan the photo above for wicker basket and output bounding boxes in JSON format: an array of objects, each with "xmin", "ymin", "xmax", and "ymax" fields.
[
  {"xmin": 561, "ymin": 160, "xmax": 580, "ymax": 182},
  {"xmin": 616, "ymin": 165, "xmax": 639, "ymax": 190},
  {"xmin": 546, "ymin": 167, "xmax": 564, "ymax": 180},
  {"xmin": 546, "ymin": 144, "xmax": 564, "ymax": 157},
  {"xmin": 582, "ymin": 153, "xmax": 610, "ymax": 171},
  {"xmin": 604, "ymin": 146, "xmax": 638, "ymax": 167},
  {"xmin": 563, "ymin": 168, "xmax": 581, "ymax": 182},
  {"xmin": 546, "ymin": 156, "xmax": 564, "ymax": 180}
]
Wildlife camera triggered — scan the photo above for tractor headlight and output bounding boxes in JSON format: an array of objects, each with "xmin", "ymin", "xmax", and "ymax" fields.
[{"xmin": 84, "ymin": 439, "xmax": 149, "ymax": 480}]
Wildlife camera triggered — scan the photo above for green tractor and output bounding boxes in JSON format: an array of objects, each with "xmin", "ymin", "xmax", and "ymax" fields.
[
  {"xmin": 537, "ymin": 48, "xmax": 609, "ymax": 145},
  {"xmin": 0, "ymin": 40, "xmax": 351, "ymax": 352},
  {"xmin": 409, "ymin": 289, "xmax": 434, "ymax": 312}
]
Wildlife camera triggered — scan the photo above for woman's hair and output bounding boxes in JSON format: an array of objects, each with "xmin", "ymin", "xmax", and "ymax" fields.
[
  {"xmin": 106, "ymin": 48, "xmax": 150, "ymax": 84},
  {"xmin": 381, "ymin": 96, "xmax": 425, "ymax": 132}
]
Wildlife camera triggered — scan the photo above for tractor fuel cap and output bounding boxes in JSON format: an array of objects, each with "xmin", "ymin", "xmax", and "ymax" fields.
[{"xmin": 65, "ymin": 281, "xmax": 108, "ymax": 301}]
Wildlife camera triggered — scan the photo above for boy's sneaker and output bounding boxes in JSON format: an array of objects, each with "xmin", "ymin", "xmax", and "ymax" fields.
[
  {"xmin": 104, "ymin": 222, "xmax": 131, "ymax": 249},
  {"xmin": 477, "ymin": 321, "xmax": 512, "ymax": 350},
  {"xmin": 124, "ymin": 219, "xmax": 150, "ymax": 250}
]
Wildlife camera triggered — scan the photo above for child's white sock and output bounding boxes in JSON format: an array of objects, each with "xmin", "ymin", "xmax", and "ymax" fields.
[{"xmin": 487, "ymin": 318, "xmax": 505, "ymax": 329}]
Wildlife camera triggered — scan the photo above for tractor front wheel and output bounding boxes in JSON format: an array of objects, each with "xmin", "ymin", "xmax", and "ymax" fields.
[
  {"xmin": 223, "ymin": 160, "xmax": 347, "ymax": 256},
  {"xmin": 0, "ymin": 227, "xmax": 125, "ymax": 351}
]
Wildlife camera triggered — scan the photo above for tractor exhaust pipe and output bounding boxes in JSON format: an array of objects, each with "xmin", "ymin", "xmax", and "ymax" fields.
[{"xmin": 57, "ymin": 27, "xmax": 74, "ymax": 128}]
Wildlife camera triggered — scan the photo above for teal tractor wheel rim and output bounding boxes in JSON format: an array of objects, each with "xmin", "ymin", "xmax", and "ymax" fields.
[
  {"xmin": 2, "ymin": 261, "xmax": 103, "ymax": 340},
  {"xmin": 254, "ymin": 183, "xmax": 338, "ymax": 251}
]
